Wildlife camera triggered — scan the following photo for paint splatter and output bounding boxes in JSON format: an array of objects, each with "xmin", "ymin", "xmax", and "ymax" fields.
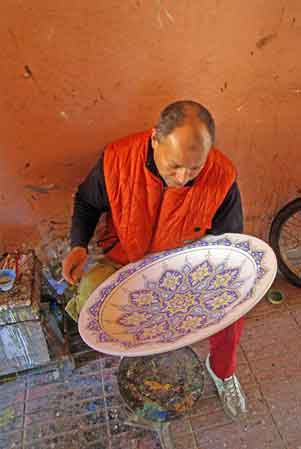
[
  {"xmin": 23, "ymin": 65, "xmax": 33, "ymax": 79},
  {"xmin": 256, "ymin": 32, "xmax": 277, "ymax": 49},
  {"xmin": 0, "ymin": 407, "xmax": 15, "ymax": 427},
  {"xmin": 59, "ymin": 111, "xmax": 68, "ymax": 120},
  {"xmin": 220, "ymin": 81, "xmax": 228, "ymax": 93},
  {"xmin": 156, "ymin": 0, "xmax": 175, "ymax": 28},
  {"xmin": 118, "ymin": 348, "xmax": 204, "ymax": 422},
  {"xmin": 24, "ymin": 184, "xmax": 60, "ymax": 194}
]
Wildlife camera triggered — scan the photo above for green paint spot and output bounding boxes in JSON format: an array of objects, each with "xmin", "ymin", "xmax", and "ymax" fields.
[{"xmin": 0, "ymin": 407, "xmax": 15, "ymax": 427}]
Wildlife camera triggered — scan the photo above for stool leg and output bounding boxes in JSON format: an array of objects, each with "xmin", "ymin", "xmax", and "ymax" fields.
[
  {"xmin": 123, "ymin": 408, "xmax": 175, "ymax": 449},
  {"xmin": 157, "ymin": 422, "xmax": 175, "ymax": 449}
]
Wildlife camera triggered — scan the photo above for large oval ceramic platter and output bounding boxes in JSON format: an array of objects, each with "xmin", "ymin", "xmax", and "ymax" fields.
[{"xmin": 79, "ymin": 233, "xmax": 277, "ymax": 357}]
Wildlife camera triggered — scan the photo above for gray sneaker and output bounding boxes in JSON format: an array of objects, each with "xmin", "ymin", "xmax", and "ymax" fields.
[{"xmin": 205, "ymin": 354, "xmax": 248, "ymax": 420}]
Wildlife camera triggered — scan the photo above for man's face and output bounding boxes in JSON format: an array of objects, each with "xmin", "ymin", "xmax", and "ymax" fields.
[{"xmin": 152, "ymin": 121, "xmax": 212, "ymax": 188}]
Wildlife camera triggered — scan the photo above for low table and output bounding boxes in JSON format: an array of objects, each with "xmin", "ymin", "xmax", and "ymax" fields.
[
  {"xmin": 0, "ymin": 251, "xmax": 72, "ymax": 377},
  {"xmin": 0, "ymin": 251, "xmax": 51, "ymax": 376}
]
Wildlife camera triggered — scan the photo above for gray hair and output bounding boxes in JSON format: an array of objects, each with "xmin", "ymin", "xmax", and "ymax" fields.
[{"xmin": 154, "ymin": 100, "xmax": 215, "ymax": 144}]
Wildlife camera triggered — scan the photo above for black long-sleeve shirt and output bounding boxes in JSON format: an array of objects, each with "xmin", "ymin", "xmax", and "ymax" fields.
[{"xmin": 71, "ymin": 140, "xmax": 243, "ymax": 249}]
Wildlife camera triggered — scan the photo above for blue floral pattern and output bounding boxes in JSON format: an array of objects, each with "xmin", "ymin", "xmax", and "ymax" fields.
[{"xmin": 85, "ymin": 236, "xmax": 268, "ymax": 348}]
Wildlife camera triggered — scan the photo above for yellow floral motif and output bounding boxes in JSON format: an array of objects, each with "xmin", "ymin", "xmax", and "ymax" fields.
[
  {"xmin": 121, "ymin": 312, "xmax": 148, "ymax": 326},
  {"xmin": 134, "ymin": 292, "xmax": 155, "ymax": 306},
  {"xmin": 191, "ymin": 266, "xmax": 210, "ymax": 283},
  {"xmin": 160, "ymin": 272, "xmax": 181, "ymax": 290},
  {"xmin": 165, "ymin": 293, "xmax": 196, "ymax": 314},
  {"xmin": 209, "ymin": 292, "xmax": 235, "ymax": 310},
  {"xmin": 139, "ymin": 323, "xmax": 166, "ymax": 339},
  {"xmin": 212, "ymin": 273, "xmax": 233, "ymax": 289},
  {"xmin": 179, "ymin": 316, "xmax": 201, "ymax": 331}
]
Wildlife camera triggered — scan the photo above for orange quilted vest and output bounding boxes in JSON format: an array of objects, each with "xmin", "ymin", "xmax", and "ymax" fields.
[{"xmin": 100, "ymin": 130, "xmax": 236, "ymax": 265}]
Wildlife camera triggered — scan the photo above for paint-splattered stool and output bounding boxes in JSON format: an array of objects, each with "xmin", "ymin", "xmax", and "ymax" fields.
[{"xmin": 117, "ymin": 347, "xmax": 205, "ymax": 449}]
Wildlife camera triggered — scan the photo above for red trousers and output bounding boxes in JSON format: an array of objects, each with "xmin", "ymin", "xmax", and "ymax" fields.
[{"xmin": 209, "ymin": 317, "xmax": 244, "ymax": 379}]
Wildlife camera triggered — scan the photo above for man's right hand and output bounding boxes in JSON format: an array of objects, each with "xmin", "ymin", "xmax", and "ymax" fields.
[{"xmin": 62, "ymin": 246, "xmax": 88, "ymax": 284}]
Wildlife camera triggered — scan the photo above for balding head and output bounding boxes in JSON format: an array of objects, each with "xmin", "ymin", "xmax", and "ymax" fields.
[
  {"xmin": 152, "ymin": 101, "xmax": 215, "ymax": 188},
  {"xmin": 154, "ymin": 100, "xmax": 215, "ymax": 145}
]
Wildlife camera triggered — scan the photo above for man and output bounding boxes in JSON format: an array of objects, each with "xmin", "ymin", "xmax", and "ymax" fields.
[{"xmin": 63, "ymin": 100, "xmax": 247, "ymax": 420}]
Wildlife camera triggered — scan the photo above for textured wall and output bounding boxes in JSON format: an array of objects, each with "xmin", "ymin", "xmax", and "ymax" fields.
[{"xmin": 0, "ymin": 0, "xmax": 301, "ymax": 252}]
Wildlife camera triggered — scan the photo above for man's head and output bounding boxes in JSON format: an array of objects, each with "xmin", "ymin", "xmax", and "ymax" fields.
[{"xmin": 152, "ymin": 100, "xmax": 215, "ymax": 188}]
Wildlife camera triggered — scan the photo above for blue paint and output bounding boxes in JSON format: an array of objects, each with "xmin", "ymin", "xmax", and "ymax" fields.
[{"xmin": 86, "ymin": 402, "xmax": 97, "ymax": 412}]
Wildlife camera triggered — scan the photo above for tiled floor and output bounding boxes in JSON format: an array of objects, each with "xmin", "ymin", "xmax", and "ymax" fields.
[{"xmin": 1, "ymin": 275, "xmax": 301, "ymax": 449}]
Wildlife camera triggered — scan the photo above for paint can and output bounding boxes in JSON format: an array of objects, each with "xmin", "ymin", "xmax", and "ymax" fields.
[{"xmin": 0, "ymin": 269, "xmax": 16, "ymax": 292}]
